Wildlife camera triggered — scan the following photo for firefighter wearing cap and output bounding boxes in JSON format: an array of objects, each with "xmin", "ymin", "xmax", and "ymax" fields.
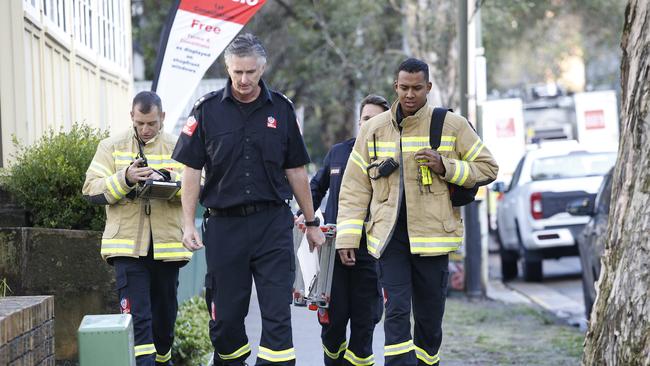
[
  {"xmin": 82, "ymin": 91, "xmax": 191, "ymax": 366},
  {"xmin": 172, "ymin": 33, "xmax": 324, "ymax": 366}
]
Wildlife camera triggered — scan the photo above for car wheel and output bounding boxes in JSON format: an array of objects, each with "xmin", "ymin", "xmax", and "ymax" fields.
[
  {"xmin": 498, "ymin": 230, "xmax": 519, "ymax": 281},
  {"xmin": 500, "ymin": 250, "xmax": 519, "ymax": 281},
  {"xmin": 515, "ymin": 222, "xmax": 543, "ymax": 282},
  {"xmin": 522, "ymin": 258, "xmax": 543, "ymax": 282},
  {"xmin": 581, "ymin": 272, "xmax": 595, "ymax": 319}
]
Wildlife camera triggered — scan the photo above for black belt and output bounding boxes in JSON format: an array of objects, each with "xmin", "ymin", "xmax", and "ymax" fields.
[{"xmin": 207, "ymin": 201, "xmax": 283, "ymax": 217}]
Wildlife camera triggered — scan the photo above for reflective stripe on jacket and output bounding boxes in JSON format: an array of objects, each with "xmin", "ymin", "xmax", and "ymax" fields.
[
  {"xmin": 82, "ymin": 128, "xmax": 191, "ymax": 262},
  {"xmin": 336, "ymin": 102, "xmax": 498, "ymax": 258}
]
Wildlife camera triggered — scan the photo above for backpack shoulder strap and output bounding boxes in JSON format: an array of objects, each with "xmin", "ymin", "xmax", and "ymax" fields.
[{"xmin": 429, "ymin": 107, "xmax": 449, "ymax": 149}]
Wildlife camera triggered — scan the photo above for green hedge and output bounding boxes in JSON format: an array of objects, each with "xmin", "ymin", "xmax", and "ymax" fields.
[
  {"xmin": 1, "ymin": 124, "xmax": 108, "ymax": 231},
  {"xmin": 173, "ymin": 295, "xmax": 213, "ymax": 365}
]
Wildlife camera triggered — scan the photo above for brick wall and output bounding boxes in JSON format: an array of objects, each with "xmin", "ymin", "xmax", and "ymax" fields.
[{"xmin": 0, "ymin": 296, "xmax": 54, "ymax": 366}]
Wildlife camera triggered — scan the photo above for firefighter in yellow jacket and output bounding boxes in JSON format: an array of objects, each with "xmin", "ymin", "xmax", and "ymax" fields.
[
  {"xmin": 82, "ymin": 91, "xmax": 191, "ymax": 366},
  {"xmin": 336, "ymin": 58, "xmax": 498, "ymax": 366}
]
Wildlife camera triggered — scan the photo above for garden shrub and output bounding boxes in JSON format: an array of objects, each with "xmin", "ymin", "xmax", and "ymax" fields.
[
  {"xmin": 0, "ymin": 124, "xmax": 108, "ymax": 231},
  {"xmin": 173, "ymin": 295, "xmax": 213, "ymax": 365}
]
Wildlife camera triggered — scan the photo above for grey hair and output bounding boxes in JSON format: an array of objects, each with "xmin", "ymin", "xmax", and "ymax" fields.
[{"xmin": 224, "ymin": 33, "xmax": 267, "ymax": 65}]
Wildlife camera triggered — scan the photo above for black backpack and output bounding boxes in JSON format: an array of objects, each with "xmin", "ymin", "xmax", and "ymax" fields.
[{"xmin": 429, "ymin": 108, "xmax": 478, "ymax": 207}]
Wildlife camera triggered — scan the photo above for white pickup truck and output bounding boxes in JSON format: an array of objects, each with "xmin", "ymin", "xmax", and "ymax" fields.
[{"xmin": 493, "ymin": 140, "xmax": 616, "ymax": 281}]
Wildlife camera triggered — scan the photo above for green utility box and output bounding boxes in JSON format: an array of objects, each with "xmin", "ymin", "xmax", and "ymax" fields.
[{"xmin": 78, "ymin": 314, "xmax": 135, "ymax": 366}]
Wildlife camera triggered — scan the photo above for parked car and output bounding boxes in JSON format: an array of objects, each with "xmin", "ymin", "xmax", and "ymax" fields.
[
  {"xmin": 494, "ymin": 140, "xmax": 616, "ymax": 282},
  {"xmin": 566, "ymin": 167, "xmax": 614, "ymax": 318}
]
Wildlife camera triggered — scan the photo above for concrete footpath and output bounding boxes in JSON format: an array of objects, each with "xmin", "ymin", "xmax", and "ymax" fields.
[
  {"xmin": 487, "ymin": 252, "xmax": 588, "ymax": 330},
  {"xmin": 206, "ymin": 280, "xmax": 583, "ymax": 366}
]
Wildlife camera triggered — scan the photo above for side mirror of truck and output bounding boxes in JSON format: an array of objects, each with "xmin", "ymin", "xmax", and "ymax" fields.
[{"xmin": 566, "ymin": 198, "xmax": 595, "ymax": 217}]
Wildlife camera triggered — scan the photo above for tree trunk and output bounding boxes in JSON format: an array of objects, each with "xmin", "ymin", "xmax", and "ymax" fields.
[
  {"xmin": 582, "ymin": 1, "xmax": 650, "ymax": 365},
  {"xmin": 401, "ymin": 0, "xmax": 458, "ymax": 107}
]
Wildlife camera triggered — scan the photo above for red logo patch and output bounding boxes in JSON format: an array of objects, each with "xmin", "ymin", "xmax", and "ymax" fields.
[
  {"xmin": 317, "ymin": 308, "xmax": 330, "ymax": 324},
  {"xmin": 182, "ymin": 116, "xmax": 198, "ymax": 136},
  {"xmin": 120, "ymin": 297, "xmax": 131, "ymax": 314},
  {"xmin": 267, "ymin": 116, "xmax": 277, "ymax": 129}
]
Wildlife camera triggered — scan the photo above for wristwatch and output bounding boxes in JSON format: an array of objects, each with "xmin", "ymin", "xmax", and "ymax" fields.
[{"xmin": 304, "ymin": 217, "xmax": 320, "ymax": 227}]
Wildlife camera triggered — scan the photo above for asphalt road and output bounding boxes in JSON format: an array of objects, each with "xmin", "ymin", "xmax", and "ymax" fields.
[{"xmin": 240, "ymin": 290, "xmax": 386, "ymax": 366}]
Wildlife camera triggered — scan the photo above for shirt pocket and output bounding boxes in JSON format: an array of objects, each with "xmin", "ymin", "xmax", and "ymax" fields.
[
  {"xmin": 205, "ymin": 131, "xmax": 235, "ymax": 168},
  {"xmin": 264, "ymin": 130, "xmax": 287, "ymax": 166}
]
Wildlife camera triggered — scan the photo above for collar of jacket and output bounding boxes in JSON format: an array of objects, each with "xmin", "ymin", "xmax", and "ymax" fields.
[
  {"xmin": 222, "ymin": 78, "xmax": 273, "ymax": 104},
  {"xmin": 389, "ymin": 101, "xmax": 431, "ymax": 130},
  {"xmin": 129, "ymin": 127, "xmax": 162, "ymax": 145}
]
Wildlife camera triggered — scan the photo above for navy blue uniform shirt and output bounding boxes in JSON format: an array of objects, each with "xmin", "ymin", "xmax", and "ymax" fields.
[
  {"xmin": 310, "ymin": 138, "xmax": 369, "ymax": 255},
  {"xmin": 172, "ymin": 79, "xmax": 310, "ymax": 209},
  {"xmin": 310, "ymin": 138, "xmax": 354, "ymax": 225}
]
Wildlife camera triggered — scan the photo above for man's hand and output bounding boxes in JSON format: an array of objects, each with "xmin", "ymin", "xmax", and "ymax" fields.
[
  {"xmin": 182, "ymin": 224, "xmax": 203, "ymax": 251},
  {"xmin": 305, "ymin": 226, "xmax": 325, "ymax": 252},
  {"xmin": 338, "ymin": 249, "xmax": 356, "ymax": 266},
  {"xmin": 294, "ymin": 214, "xmax": 305, "ymax": 226},
  {"xmin": 149, "ymin": 171, "xmax": 164, "ymax": 181},
  {"xmin": 414, "ymin": 148, "xmax": 446, "ymax": 175},
  {"xmin": 126, "ymin": 158, "xmax": 154, "ymax": 183}
]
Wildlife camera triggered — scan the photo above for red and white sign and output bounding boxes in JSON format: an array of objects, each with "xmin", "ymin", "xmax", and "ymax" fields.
[
  {"xmin": 153, "ymin": 0, "xmax": 266, "ymax": 134},
  {"xmin": 496, "ymin": 117, "xmax": 516, "ymax": 138},
  {"xmin": 574, "ymin": 91, "xmax": 619, "ymax": 148},
  {"xmin": 480, "ymin": 98, "xmax": 526, "ymax": 184},
  {"xmin": 584, "ymin": 110, "xmax": 605, "ymax": 130}
]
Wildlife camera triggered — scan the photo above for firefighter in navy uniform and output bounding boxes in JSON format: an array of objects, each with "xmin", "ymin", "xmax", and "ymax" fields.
[
  {"xmin": 296, "ymin": 95, "xmax": 389, "ymax": 366},
  {"xmin": 172, "ymin": 33, "xmax": 325, "ymax": 366},
  {"xmin": 82, "ymin": 91, "xmax": 192, "ymax": 366}
]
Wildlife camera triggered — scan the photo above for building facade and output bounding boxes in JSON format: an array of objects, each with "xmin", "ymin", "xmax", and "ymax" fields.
[{"xmin": 0, "ymin": 0, "xmax": 133, "ymax": 166}]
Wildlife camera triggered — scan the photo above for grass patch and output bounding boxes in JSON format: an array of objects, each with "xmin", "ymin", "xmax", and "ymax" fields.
[
  {"xmin": 552, "ymin": 327, "xmax": 585, "ymax": 358},
  {"xmin": 441, "ymin": 297, "xmax": 583, "ymax": 365}
]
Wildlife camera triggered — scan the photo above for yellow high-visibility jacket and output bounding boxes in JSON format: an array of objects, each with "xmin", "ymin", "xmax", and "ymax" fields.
[
  {"xmin": 336, "ymin": 103, "xmax": 498, "ymax": 258},
  {"xmin": 82, "ymin": 128, "xmax": 191, "ymax": 263}
]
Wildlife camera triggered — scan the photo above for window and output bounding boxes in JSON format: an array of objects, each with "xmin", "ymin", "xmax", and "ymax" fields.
[
  {"xmin": 531, "ymin": 152, "xmax": 617, "ymax": 181},
  {"xmin": 42, "ymin": 0, "xmax": 68, "ymax": 33},
  {"xmin": 507, "ymin": 157, "xmax": 525, "ymax": 192},
  {"xmin": 63, "ymin": 0, "xmax": 129, "ymax": 67},
  {"xmin": 96, "ymin": 0, "xmax": 128, "ymax": 66},
  {"xmin": 24, "ymin": 0, "xmax": 39, "ymax": 12},
  {"xmin": 73, "ymin": 0, "xmax": 93, "ymax": 49}
]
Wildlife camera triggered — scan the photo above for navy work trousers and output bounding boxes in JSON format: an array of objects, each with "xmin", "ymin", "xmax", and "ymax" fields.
[
  {"xmin": 320, "ymin": 243, "xmax": 382, "ymax": 366},
  {"xmin": 379, "ymin": 225, "xmax": 449, "ymax": 366},
  {"xmin": 113, "ymin": 249, "xmax": 180, "ymax": 366},
  {"xmin": 204, "ymin": 204, "xmax": 296, "ymax": 366}
]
